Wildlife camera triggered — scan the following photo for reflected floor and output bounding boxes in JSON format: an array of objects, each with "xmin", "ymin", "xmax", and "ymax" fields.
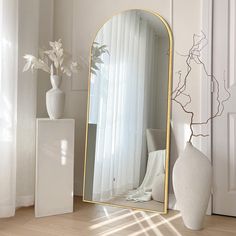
[{"xmin": 103, "ymin": 194, "xmax": 164, "ymax": 212}]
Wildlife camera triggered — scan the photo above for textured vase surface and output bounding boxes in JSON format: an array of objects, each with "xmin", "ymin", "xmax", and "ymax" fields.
[
  {"xmin": 173, "ymin": 142, "xmax": 212, "ymax": 230},
  {"xmin": 46, "ymin": 75, "xmax": 65, "ymax": 119}
]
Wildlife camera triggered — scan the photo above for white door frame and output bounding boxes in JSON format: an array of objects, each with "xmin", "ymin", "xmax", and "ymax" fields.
[{"xmin": 200, "ymin": 0, "xmax": 213, "ymax": 215}]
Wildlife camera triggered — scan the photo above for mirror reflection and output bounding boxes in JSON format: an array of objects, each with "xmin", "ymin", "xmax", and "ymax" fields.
[{"xmin": 84, "ymin": 9, "xmax": 171, "ymax": 212}]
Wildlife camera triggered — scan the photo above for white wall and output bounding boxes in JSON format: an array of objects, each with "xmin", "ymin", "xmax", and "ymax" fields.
[
  {"xmin": 37, "ymin": 0, "xmax": 203, "ymax": 195},
  {"xmin": 170, "ymin": 0, "xmax": 202, "ymax": 192},
  {"xmin": 37, "ymin": 0, "xmax": 54, "ymax": 118}
]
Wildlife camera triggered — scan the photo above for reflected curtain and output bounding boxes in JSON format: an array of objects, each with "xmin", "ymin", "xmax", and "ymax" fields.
[
  {"xmin": 90, "ymin": 11, "xmax": 159, "ymax": 201},
  {"xmin": 0, "ymin": 0, "xmax": 18, "ymax": 217}
]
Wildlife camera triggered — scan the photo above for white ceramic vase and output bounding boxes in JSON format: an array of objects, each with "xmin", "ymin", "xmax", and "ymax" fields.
[
  {"xmin": 173, "ymin": 142, "xmax": 212, "ymax": 230},
  {"xmin": 46, "ymin": 75, "xmax": 65, "ymax": 119}
]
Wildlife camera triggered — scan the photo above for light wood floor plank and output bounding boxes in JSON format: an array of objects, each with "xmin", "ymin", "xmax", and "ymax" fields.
[{"xmin": 0, "ymin": 197, "xmax": 236, "ymax": 236}]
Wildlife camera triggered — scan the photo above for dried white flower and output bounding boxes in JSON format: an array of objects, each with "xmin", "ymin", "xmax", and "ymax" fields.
[
  {"xmin": 23, "ymin": 54, "xmax": 50, "ymax": 73},
  {"xmin": 23, "ymin": 39, "xmax": 78, "ymax": 78}
]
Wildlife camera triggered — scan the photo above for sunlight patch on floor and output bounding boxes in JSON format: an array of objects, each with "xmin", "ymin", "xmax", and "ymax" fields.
[
  {"xmin": 128, "ymin": 213, "xmax": 182, "ymax": 236},
  {"xmin": 90, "ymin": 210, "xmax": 142, "ymax": 229},
  {"xmin": 89, "ymin": 210, "xmax": 182, "ymax": 236},
  {"xmin": 91, "ymin": 208, "xmax": 128, "ymax": 222}
]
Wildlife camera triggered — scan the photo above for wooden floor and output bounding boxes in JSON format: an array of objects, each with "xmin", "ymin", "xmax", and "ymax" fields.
[{"xmin": 0, "ymin": 197, "xmax": 236, "ymax": 236}]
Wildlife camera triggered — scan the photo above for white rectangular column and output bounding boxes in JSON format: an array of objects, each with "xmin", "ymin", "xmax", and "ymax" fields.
[{"xmin": 35, "ymin": 119, "xmax": 75, "ymax": 217}]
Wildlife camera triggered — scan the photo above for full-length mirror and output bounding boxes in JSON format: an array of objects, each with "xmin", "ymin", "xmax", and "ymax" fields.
[{"xmin": 83, "ymin": 9, "xmax": 172, "ymax": 213}]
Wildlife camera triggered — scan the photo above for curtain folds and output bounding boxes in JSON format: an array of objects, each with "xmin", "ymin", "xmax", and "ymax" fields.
[
  {"xmin": 0, "ymin": 0, "xmax": 38, "ymax": 218},
  {"xmin": 0, "ymin": 0, "xmax": 18, "ymax": 217},
  {"xmin": 90, "ymin": 10, "xmax": 159, "ymax": 201}
]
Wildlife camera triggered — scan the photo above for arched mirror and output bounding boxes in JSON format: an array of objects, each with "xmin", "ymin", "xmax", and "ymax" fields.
[{"xmin": 83, "ymin": 9, "xmax": 172, "ymax": 213}]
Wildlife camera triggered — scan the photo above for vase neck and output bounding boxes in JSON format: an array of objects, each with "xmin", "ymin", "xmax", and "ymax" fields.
[
  {"xmin": 185, "ymin": 142, "xmax": 193, "ymax": 148},
  {"xmin": 184, "ymin": 142, "xmax": 194, "ymax": 152},
  {"xmin": 50, "ymin": 75, "xmax": 62, "ymax": 89}
]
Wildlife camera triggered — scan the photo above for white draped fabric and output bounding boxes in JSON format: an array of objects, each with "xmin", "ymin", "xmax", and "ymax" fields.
[
  {"xmin": 0, "ymin": 0, "xmax": 18, "ymax": 217},
  {"xmin": 90, "ymin": 11, "xmax": 159, "ymax": 201},
  {"xmin": 126, "ymin": 150, "xmax": 166, "ymax": 202}
]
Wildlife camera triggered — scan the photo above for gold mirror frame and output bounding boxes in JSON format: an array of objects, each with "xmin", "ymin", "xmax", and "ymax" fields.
[{"xmin": 83, "ymin": 9, "xmax": 173, "ymax": 214}]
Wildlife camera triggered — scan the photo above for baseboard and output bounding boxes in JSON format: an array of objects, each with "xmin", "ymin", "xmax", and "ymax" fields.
[{"xmin": 16, "ymin": 195, "xmax": 34, "ymax": 208}]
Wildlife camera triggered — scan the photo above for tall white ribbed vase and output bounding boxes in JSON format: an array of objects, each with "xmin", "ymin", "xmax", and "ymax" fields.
[
  {"xmin": 46, "ymin": 75, "xmax": 65, "ymax": 119},
  {"xmin": 173, "ymin": 142, "xmax": 212, "ymax": 230}
]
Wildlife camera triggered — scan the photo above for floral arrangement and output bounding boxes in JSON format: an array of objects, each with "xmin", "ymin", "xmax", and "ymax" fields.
[
  {"xmin": 23, "ymin": 39, "xmax": 78, "ymax": 77},
  {"xmin": 91, "ymin": 42, "xmax": 109, "ymax": 75}
]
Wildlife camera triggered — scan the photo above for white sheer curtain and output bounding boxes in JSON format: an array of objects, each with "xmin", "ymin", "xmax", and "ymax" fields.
[
  {"xmin": 90, "ymin": 11, "xmax": 159, "ymax": 201},
  {"xmin": 0, "ymin": 0, "xmax": 18, "ymax": 217},
  {"xmin": 0, "ymin": 0, "xmax": 39, "ymax": 218}
]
